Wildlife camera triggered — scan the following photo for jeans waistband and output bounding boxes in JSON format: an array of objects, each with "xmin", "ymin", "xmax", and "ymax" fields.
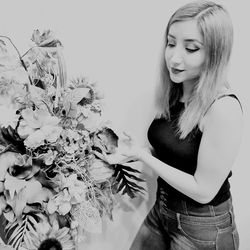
[{"xmin": 157, "ymin": 187, "xmax": 232, "ymax": 217}]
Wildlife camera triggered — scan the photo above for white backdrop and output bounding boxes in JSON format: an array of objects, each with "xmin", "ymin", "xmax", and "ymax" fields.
[{"xmin": 1, "ymin": 0, "xmax": 249, "ymax": 249}]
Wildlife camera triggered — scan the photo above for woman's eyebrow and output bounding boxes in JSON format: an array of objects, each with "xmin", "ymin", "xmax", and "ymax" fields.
[
  {"xmin": 184, "ymin": 39, "xmax": 203, "ymax": 45},
  {"xmin": 168, "ymin": 34, "xmax": 203, "ymax": 45},
  {"xmin": 167, "ymin": 34, "xmax": 175, "ymax": 39}
]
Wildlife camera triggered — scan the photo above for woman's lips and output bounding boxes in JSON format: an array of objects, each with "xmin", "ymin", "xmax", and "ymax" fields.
[{"xmin": 171, "ymin": 68, "xmax": 184, "ymax": 74}]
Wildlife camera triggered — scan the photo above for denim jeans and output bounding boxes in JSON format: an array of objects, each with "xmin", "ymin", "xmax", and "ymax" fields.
[{"xmin": 129, "ymin": 187, "xmax": 239, "ymax": 250}]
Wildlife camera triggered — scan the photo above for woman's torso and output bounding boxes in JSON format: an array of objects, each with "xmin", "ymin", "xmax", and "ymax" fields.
[{"xmin": 147, "ymin": 94, "xmax": 241, "ymax": 205}]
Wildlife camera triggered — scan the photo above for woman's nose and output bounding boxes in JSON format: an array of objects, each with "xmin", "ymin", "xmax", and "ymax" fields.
[{"xmin": 170, "ymin": 48, "xmax": 183, "ymax": 65}]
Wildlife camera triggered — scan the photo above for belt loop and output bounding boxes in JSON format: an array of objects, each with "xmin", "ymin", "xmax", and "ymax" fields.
[
  {"xmin": 209, "ymin": 205, "xmax": 216, "ymax": 216},
  {"xmin": 182, "ymin": 200, "xmax": 188, "ymax": 215},
  {"xmin": 176, "ymin": 213, "xmax": 181, "ymax": 230},
  {"xmin": 229, "ymin": 208, "xmax": 234, "ymax": 223}
]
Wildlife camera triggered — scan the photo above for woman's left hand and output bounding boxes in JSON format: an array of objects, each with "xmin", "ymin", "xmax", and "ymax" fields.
[{"xmin": 93, "ymin": 132, "xmax": 146, "ymax": 165}]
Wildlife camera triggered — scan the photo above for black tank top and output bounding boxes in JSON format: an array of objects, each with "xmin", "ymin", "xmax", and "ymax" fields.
[{"xmin": 147, "ymin": 94, "xmax": 241, "ymax": 205}]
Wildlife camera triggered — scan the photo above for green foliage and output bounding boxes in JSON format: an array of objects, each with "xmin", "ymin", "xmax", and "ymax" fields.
[
  {"xmin": 113, "ymin": 164, "xmax": 145, "ymax": 198},
  {"xmin": 5, "ymin": 214, "xmax": 38, "ymax": 250}
]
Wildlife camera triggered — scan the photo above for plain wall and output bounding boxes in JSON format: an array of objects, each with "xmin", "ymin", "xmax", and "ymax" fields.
[{"xmin": 1, "ymin": 0, "xmax": 249, "ymax": 249}]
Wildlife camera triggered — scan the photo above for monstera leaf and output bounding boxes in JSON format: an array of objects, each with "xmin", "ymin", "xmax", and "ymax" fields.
[{"xmin": 112, "ymin": 164, "xmax": 145, "ymax": 198}]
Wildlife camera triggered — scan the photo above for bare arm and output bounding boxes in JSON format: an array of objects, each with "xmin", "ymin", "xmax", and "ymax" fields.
[{"xmin": 137, "ymin": 97, "xmax": 243, "ymax": 203}]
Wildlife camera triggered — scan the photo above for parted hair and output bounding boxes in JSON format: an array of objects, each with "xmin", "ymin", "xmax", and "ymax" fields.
[{"xmin": 156, "ymin": 0, "xmax": 233, "ymax": 139}]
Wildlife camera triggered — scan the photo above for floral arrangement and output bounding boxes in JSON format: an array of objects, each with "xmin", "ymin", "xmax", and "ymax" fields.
[{"xmin": 0, "ymin": 30, "xmax": 144, "ymax": 250}]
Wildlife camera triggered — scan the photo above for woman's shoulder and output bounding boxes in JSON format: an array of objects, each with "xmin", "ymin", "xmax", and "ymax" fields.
[{"xmin": 199, "ymin": 90, "xmax": 243, "ymax": 132}]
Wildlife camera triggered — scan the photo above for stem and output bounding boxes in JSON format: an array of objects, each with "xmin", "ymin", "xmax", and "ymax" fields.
[
  {"xmin": 41, "ymin": 100, "xmax": 54, "ymax": 115},
  {"xmin": 0, "ymin": 35, "xmax": 33, "ymax": 88},
  {"xmin": 21, "ymin": 45, "xmax": 38, "ymax": 58}
]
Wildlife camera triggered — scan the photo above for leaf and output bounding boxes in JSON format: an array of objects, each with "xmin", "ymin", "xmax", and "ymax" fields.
[
  {"xmin": 115, "ymin": 164, "xmax": 141, "ymax": 174},
  {"xmin": 7, "ymin": 214, "xmax": 38, "ymax": 250},
  {"xmin": 117, "ymin": 180, "xmax": 126, "ymax": 193},
  {"xmin": 24, "ymin": 179, "xmax": 45, "ymax": 204},
  {"xmin": 112, "ymin": 164, "xmax": 145, "ymax": 198},
  {"xmin": 3, "ymin": 210, "xmax": 15, "ymax": 224},
  {"xmin": 34, "ymin": 171, "xmax": 59, "ymax": 189},
  {"xmin": 4, "ymin": 176, "xmax": 47, "ymax": 218},
  {"xmin": 0, "ymin": 126, "xmax": 26, "ymax": 154},
  {"xmin": 4, "ymin": 174, "xmax": 26, "ymax": 200},
  {"xmin": 8, "ymin": 224, "xmax": 23, "ymax": 244},
  {"xmin": 5, "ymin": 219, "xmax": 18, "ymax": 236},
  {"xmin": 9, "ymin": 189, "xmax": 27, "ymax": 219}
]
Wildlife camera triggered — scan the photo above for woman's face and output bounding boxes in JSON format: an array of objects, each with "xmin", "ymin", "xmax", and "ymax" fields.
[{"xmin": 165, "ymin": 19, "xmax": 205, "ymax": 85}]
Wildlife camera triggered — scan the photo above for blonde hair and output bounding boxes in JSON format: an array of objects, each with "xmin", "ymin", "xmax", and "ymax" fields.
[{"xmin": 155, "ymin": 0, "xmax": 233, "ymax": 139}]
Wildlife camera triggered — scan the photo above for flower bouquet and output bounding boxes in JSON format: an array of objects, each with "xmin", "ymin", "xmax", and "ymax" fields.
[{"xmin": 0, "ymin": 30, "xmax": 145, "ymax": 250}]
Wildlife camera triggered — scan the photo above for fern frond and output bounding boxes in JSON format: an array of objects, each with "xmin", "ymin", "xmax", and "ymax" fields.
[
  {"xmin": 6, "ymin": 214, "xmax": 38, "ymax": 250},
  {"xmin": 112, "ymin": 164, "xmax": 145, "ymax": 198},
  {"xmin": 5, "ymin": 220, "xmax": 19, "ymax": 236}
]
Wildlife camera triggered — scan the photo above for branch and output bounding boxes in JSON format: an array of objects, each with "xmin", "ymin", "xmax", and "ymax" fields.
[
  {"xmin": 21, "ymin": 46, "xmax": 38, "ymax": 59},
  {"xmin": 0, "ymin": 35, "xmax": 33, "ymax": 88}
]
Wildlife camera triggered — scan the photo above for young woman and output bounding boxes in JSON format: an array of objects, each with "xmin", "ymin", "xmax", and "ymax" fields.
[{"xmin": 118, "ymin": 1, "xmax": 243, "ymax": 249}]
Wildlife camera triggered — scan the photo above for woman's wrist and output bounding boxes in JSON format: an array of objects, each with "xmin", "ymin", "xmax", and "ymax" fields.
[{"xmin": 136, "ymin": 147, "xmax": 151, "ymax": 162}]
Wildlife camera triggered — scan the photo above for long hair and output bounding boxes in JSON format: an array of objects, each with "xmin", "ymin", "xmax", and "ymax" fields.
[{"xmin": 155, "ymin": 0, "xmax": 233, "ymax": 139}]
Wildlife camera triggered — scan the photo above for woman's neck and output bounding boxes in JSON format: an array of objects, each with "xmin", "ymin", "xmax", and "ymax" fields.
[{"xmin": 180, "ymin": 81, "xmax": 194, "ymax": 103}]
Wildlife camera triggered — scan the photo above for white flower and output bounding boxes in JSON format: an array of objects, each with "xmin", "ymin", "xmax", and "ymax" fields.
[
  {"xmin": 81, "ymin": 111, "xmax": 103, "ymax": 132},
  {"xmin": 58, "ymin": 202, "xmax": 71, "ymax": 215},
  {"xmin": 36, "ymin": 220, "xmax": 51, "ymax": 235},
  {"xmin": 17, "ymin": 119, "xmax": 36, "ymax": 138},
  {"xmin": 18, "ymin": 108, "xmax": 60, "ymax": 137},
  {"xmin": 23, "ymin": 224, "xmax": 75, "ymax": 250},
  {"xmin": 46, "ymin": 85, "xmax": 56, "ymax": 95},
  {"xmin": 47, "ymin": 199, "xmax": 57, "ymax": 214},
  {"xmin": 23, "ymin": 129, "xmax": 46, "ymax": 148},
  {"xmin": 47, "ymin": 189, "xmax": 72, "ymax": 216},
  {"xmin": 18, "ymin": 108, "xmax": 62, "ymax": 148},
  {"xmin": 43, "ymin": 150, "xmax": 58, "ymax": 165},
  {"xmin": 0, "ymin": 105, "xmax": 19, "ymax": 129},
  {"xmin": 41, "ymin": 125, "xmax": 62, "ymax": 143},
  {"xmin": 66, "ymin": 130, "xmax": 81, "ymax": 141},
  {"xmin": 62, "ymin": 174, "xmax": 87, "ymax": 204}
]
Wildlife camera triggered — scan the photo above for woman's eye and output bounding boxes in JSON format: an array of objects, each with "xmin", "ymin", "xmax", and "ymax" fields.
[
  {"xmin": 167, "ymin": 39, "xmax": 175, "ymax": 47},
  {"xmin": 186, "ymin": 47, "xmax": 200, "ymax": 53},
  {"xmin": 167, "ymin": 41, "xmax": 175, "ymax": 47}
]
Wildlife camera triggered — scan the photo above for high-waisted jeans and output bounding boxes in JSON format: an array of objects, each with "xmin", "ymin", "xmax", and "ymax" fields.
[{"xmin": 129, "ymin": 187, "xmax": 239, "ymax": 250}]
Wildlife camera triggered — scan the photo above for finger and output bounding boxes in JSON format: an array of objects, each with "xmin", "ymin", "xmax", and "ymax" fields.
[
  {"xmin": 118, "ymin": 156, "xmax": 137, "ymax": 164},
  {"xmin": 93, "ymin": 151, "xmax": 106, "ymax": 161}
]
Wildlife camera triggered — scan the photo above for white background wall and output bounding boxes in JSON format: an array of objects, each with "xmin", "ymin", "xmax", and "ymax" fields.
[{"xmin": 1, "ymin": 0, "xmax": 249, "ymax": 249}]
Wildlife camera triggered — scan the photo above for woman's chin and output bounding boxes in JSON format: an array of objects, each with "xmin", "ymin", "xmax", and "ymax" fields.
[{"xmin": 171, "ymin": 78, "xmax": 183, "ymax": 84}]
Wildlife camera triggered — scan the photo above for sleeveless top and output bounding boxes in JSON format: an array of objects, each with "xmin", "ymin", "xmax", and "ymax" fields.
[{"xmin": 147, "ymin": 94, "xmax": 241, "ymax": 206}]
